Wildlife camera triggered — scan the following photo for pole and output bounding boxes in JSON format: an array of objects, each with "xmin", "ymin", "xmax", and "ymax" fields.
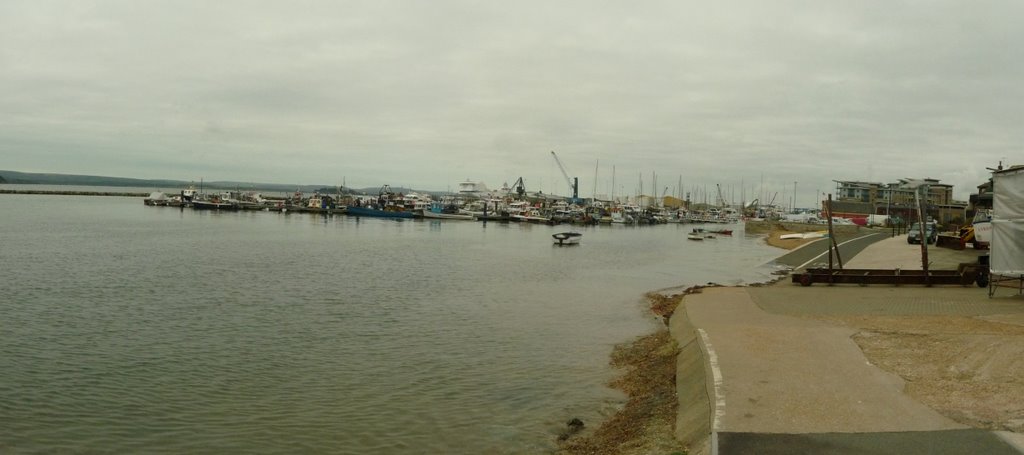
[
  {"xmin": 826, "ymin": 194, "xmax": 843, "ymax": 272},
  {"xmin": 916, "ymin": 185, "xmax": 930, "ymax": 285}
]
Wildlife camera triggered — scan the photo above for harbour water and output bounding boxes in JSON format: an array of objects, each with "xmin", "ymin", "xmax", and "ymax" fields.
[{"xmin": 0, "ymin": 193, "xmax": 783, "ymax": 454}]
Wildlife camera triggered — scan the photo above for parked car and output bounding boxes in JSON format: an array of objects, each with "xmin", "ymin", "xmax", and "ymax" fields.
[{"xmin": 907, "ymin": 222, "xmax": 938, "ymax": 244}]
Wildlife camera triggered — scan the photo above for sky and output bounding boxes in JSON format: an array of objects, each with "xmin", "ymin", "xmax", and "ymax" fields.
[{"xmin": 2, "ymin": 1, "xmax": 1021, "ymax": 205}]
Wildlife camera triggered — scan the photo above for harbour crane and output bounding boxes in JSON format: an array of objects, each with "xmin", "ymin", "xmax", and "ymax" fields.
[
  {"xmin": 550, "ymin": 151, "xmax": 579, "ymax": 201},
  {"xmin": 508, "ymin": 177, "xmax": 526, "ymax": 199}
]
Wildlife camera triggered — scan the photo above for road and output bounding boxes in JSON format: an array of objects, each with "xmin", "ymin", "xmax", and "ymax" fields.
[{"xmin": 773, "ymin": 231, "xmax": 892, "ymax": 271}]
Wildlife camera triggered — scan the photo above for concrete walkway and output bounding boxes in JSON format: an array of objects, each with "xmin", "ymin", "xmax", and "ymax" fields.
[
  {"xmin": 686, "ymin": 287, "xmax": 963, "ymax": 434},
  {"xmin": 676, "ymin": 235, "xmax": 1024, "ymax": 454}
]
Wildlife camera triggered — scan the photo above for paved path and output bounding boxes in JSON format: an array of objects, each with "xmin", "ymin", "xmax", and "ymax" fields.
[
  {"xmin": 684, "ymin": 286, "xmax": 1023, "ymax": 454},
  {"xmin": 773, "ymin": 231, "xmax": 891, "ymax": 270},
  {"xmin": 688, "ymin": 287, "xmax": 963, "ymax": 433}
]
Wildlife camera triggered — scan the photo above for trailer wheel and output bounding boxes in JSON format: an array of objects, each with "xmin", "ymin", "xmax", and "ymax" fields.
[
  {"xmin": 976, "ymin": 274, "xmax": 988, "ymax": 288},
  {"xmin": 799, "ymin": 273, "xmax": 813, "ymax": 287}
]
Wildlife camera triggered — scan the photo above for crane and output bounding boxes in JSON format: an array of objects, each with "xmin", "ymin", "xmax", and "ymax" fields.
[
  {"xmin": 550, "ymin": 151, "xmax": 579, "ymax": 201},
  {"xmin": 508, "ymin": 177, "xmax": 526, "ymax": 199}
]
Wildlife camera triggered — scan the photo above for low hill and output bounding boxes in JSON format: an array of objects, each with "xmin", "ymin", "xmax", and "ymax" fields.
[{"xmin": 0, "ymin": 170, "xmax": 431, "ymax": 196}]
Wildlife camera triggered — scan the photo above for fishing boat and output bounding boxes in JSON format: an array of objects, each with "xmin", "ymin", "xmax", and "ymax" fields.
[
  {"xmin": 346, "ymin": 206, "xmax": 415, "ymax": 218},
  {"xmin": 552, "ymin": 232, "xmax": 582, "ymax": 245},
  {"xmin": 345, "ymin": 184, "xmax": 417, "ymax": 219},
  {"xmin": 422, "ymin": 201, "xmax": 475, "ymax": 220},
  {"xmin": 192, "ymin": 194, "xmax": 240, "ymax": 211}
]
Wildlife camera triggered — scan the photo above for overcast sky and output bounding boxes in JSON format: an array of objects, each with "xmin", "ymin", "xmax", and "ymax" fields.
[{"xmin": 2, "ymin": 1, "xmax": 1021, "ymax": 203}]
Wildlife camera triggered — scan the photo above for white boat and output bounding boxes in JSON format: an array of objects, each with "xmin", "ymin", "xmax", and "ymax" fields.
[
  {"xmin": 512, "ymin": 208, "xmax": 550, "ymax": 223},
  {"xmin": 457, "ymin": 180, "xmax": 491, "ymax": 198},
  {"xmin": 687, "ymin": 228, "xmax": 715, "ymax": 240},
  {"xmin": 552, "ymin": 232, "xmax": 582, "ymax": 245},
  {"xmin": 779, "ymin": 231, "xmax": 827, "ymax": 240},
  {"xmin": 422, "ymin": 209, "xmax": 475, "ymax": 220},
  {"xmin": 421, "ymin": 201, "xmax": 475, "ymax": 220}
]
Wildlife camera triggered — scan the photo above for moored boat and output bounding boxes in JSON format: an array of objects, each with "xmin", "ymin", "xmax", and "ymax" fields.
[
  {"xmin": 345, "ymin": 184, "xmax": 417, "ymax": 219},
  {"xmin": 346, "ymin": 205, "xmax": 416, "ymax": 218},
  {"xmin": 192, "ymin": 198, "xmax": 240, "ymax": 210},
  {"xmin": 552, "ymin": 231, "xmax": 582, "ymax": 245},
  {"xmin": 422, "ymin": 201, "xmax": 475, "ymax": 220}
]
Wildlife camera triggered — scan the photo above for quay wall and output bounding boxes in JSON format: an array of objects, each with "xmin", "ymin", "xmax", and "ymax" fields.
[{"xmin": 670, "ymin": 305, "xmax": 712, "ymax": 454}]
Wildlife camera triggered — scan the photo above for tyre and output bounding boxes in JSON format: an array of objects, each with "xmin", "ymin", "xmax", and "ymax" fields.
[{"xmin": 799, "ymin": 273, "xmax": 813, "ymax": 286}]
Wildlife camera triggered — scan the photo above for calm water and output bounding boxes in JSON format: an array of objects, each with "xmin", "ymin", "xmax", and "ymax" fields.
[{"xmin": 0, "ymin": 193, "xmax": 782, "ymax": 454}]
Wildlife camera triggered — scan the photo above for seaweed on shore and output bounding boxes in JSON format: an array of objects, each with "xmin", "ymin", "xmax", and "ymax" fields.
[
  {"xmin": 556, "ymin": 287, "xmax": 702, "ymax": 455},
  {"xmin": 647, "ymin": 284, "xmax": 719, "ymax": 321}
]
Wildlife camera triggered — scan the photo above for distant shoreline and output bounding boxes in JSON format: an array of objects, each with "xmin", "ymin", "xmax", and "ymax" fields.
[{"xmin": 0, "ymin": 189, "xmax": 150, "ymax": 197}]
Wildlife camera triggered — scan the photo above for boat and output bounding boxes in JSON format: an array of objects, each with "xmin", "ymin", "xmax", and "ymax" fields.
[
  {"xmin": 192, "ymin": 199, "xmax": 240, "ymax": 210},
  {"xmin": 346, "ymin": 205, "xmax": 416, "ymax": 218},
  {"xmin": 779, "ymin": 231, "xmax": 827, "ymax": 240},
  {"xmin": 422, "ymin": 201, "xmax": 475, "ymax": 220},
  {"xmin": 708, "ymin": 228, "xmax": 733, "ymax": 235},
  {"xmin": 513, "ymin": 208, "xmax": 551, "ymax": 223},
  {"xmin": 552, "ymin": 231, "xmax": 582, "ymax": 245},
  {"xmin": 143, "ymin": 192, "xmax": 168, "ymax": 206},
  {"xmin": 687, "ymin": 228, "xmax": 715, "ymax": 240},
  {"xmin": 192, "ymin": 192, "xmax": 241, "ymax": 210},
  {"xmin": 457, "ymin": 180, "xmax": 491, "ymax": 198},
  {"xmin": 345, "ymin": 184, "xmax": 417, "ymax": 219}
]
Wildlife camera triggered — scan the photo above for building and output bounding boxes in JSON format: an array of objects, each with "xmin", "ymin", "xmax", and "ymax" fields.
[{"xmin": 832, "ymin": 179, "xmax": 967, "ymax": 227}]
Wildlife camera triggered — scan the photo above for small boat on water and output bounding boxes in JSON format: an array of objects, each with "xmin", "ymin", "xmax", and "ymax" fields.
[
  {"xmin": 708, "ymin": 229, "xmax": 733, "ymax": 235},
  {"xmin": 688, "ymin": 228, "xmax": 715, "ymax": 240},
  {"xmin": 552, "ymin": 231, "xmax": 582, "ymax": 246}
]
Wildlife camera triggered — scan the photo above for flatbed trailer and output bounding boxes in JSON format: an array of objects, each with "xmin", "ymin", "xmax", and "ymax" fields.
[{"xmin": 793, "ymin": 264, "xmax": 988, "ymax": 287}]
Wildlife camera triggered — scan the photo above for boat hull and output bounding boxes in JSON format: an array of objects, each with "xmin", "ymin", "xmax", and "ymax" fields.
[
  {"xmin": 193, "ymin": 200, "xmax": 240, "ymax": 210},
  {"xmin": 552, "ymin": 232, "xmax": 582, "ymax": 245},
  {"xmin": 345, "ymin": 206, "xmax": 416, "ymax": 218},
  {"xmin": 422, "ymin": 210, "xmax": 475, "ymax": 220}
]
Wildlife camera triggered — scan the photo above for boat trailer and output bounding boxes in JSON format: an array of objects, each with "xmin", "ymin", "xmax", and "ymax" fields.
[{"xmin": 793, "ymin": 264, "xmax": 988, "ymax": 287}]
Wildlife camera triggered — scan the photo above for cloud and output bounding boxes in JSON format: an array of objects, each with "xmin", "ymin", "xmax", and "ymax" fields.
[{"xmin": 1, "ymin": 0, "xmax": 1021, "ymax": 200}]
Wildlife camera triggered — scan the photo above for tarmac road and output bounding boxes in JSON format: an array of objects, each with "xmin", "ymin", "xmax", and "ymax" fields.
[{"xmin": 773, "ymin": 230, "xmax": 892, "ymax": 271}]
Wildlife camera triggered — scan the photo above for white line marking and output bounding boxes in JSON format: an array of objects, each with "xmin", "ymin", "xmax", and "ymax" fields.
[
  {"xmin": 698, "ymin": 328, "xmax": 725, "ymax": 431},
  {"xmin": 794, "ymin": 233, "xmax": 886, "ymax": 271}
]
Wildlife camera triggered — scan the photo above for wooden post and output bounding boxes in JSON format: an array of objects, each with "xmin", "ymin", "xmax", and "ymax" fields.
[
  {"xmin": 826, "ymin": 194, "xmax": 843, "ymax": 270},
  {"xmin": 916, "ymin": 186, "xmax": 930, "ymax": 286}
]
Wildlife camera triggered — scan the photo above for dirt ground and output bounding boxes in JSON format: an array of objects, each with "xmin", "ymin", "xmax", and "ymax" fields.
[
  {"xmin": 764, "ymin": 227, "xmax": 822, "ymax": 250},
  {"xmin": 813, "ymin": 313, "xmax": 1024, "ymax": 432}
]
